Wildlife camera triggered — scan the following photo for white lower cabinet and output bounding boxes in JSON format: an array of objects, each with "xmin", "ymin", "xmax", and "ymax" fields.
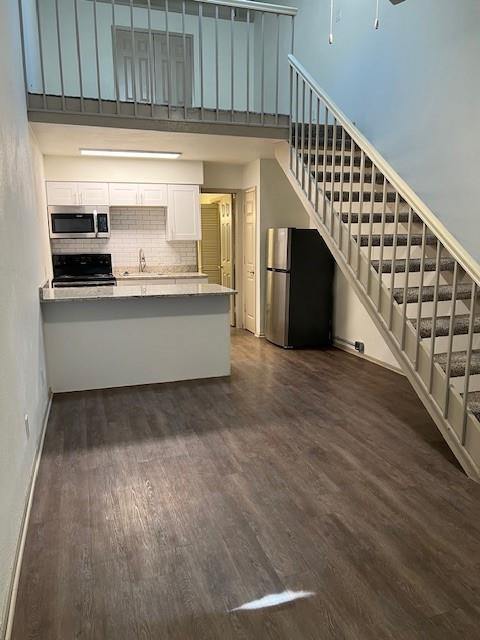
[{"xmin": 167, "ymin": 185, "xmax": 201, "ymax": 241}]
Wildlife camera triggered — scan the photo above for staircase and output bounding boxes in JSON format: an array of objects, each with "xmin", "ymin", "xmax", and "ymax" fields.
[{"xmin": 276, "ymin": 55, "xmax": 480, "ymax": 480}]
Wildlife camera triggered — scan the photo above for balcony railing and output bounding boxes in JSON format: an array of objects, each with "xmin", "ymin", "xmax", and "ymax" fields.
[{"xmin": 19, "ymin": 0, "xmax": 296, "ymax": 133}]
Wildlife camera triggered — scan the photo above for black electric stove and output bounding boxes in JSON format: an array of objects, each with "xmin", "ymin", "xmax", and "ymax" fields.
[{"xmin": 52, "ymin": 254, "xmax": 116, "ymax": 288}]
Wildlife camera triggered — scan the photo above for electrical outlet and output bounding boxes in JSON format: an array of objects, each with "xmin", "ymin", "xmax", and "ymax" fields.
[
  {"xmin": 24, "ymin": 414, "xmax": 30, "ymax": 439},
  {"xmin": 355, "ymin": 341, "xmax": 365, "ymax": 354}
]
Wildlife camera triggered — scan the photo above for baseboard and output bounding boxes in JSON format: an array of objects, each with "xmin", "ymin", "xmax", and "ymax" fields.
[
  {"xmin": 3, "ymin": 393, "xmax": 53, "ymax": 640},
  {"xmin": 333, "ymin": 338, "xmax": 404, "ymax": 376}
]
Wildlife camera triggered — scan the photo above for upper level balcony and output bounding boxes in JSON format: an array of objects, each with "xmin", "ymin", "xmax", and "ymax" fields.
[{"xmin": 19, "ymin": 0, "xmax": 296, "ymax": 138}]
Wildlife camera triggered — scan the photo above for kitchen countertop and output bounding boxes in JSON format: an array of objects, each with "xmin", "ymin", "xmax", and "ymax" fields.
[
  {"xmin": 114, "ymin": 271, "xmax": 208, "ymax": 280},
  {"xmin": 40, "ymin": 283, "xmax": 236, "ymax": 303}
]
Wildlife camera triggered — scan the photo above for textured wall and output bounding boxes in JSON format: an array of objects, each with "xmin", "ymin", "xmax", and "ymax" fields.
[
  {"xmin": 0, "ymin": 2, "xmax": 51, "ymax": 635},
  {"xmin": 50, "ymin": 208, "xmax": 197, "ymax": 269}
]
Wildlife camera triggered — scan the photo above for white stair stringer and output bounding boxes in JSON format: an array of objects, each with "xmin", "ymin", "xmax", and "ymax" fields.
[{"xmin": 275, "ymin": 141, "xmax": 480, "ymax": 481}]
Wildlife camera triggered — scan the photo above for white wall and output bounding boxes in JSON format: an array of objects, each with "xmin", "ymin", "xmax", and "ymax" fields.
[
  {"xmin": 43, "ymin": 155, "xmax": 203, "ymax": 184},
  {"xmin": 0, "ymin": 2, "xmax": 51, "ymax": 635},
  {"xmin": 267, "ymin": 0, "xmax": 480, "ymax": 264}
]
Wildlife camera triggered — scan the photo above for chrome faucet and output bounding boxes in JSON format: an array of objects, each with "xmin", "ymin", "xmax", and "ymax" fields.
[{"xmin": 139, "ymin": 248, "xmax": 147, "ymax": 273}]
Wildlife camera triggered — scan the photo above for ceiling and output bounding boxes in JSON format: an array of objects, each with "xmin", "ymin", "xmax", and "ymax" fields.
[{"xmin": 30, "ymin": 123, "xmax": 279, "ymax": 164}]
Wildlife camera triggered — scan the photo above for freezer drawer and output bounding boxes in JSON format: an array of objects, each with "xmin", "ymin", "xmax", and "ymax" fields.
[
  {"xmin": 265, "ymin": 270, "xmax": 290, "ymax": 347},
  {"xmin": 266, "ymin": 227, "xmax": 290, "ymax": 271}
]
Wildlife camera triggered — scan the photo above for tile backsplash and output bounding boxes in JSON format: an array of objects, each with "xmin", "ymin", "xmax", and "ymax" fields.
[{"xmin": 50, "ymin": 208, "xmax": 198, "ymax": 269}]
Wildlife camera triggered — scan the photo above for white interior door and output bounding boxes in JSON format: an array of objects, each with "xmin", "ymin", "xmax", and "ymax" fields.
[
  {"xmin": 243, "ymin": 189, "xmax": 256, "ymax": 334},
  {"xmin": 114, "ymin": 29, "xmax": 193, "ymax": 106},
  {"xmin": 220, "ymin": 198, "xmax": 235, "ymax": 326}
]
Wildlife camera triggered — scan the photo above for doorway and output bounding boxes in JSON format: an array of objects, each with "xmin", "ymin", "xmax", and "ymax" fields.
[
  {"xmin": 113, "ymin": 28, "xmax": 193, "ymax": 106},
  {"xmin": 199, "ymin": 193, "xmax": 235, "ymax": 326},
  {"xmin": 243, "ymin": 188, "xmax": 256, "ymax": 334}
]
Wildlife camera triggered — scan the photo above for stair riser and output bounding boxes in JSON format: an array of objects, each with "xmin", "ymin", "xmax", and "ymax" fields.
[
  {"xmin": 377, "ymin": 272, "xmax": 457, "ymax": 289},
  {"xmin": 420, "ymin": 334, "xmax": 480, "ymax": 354}
]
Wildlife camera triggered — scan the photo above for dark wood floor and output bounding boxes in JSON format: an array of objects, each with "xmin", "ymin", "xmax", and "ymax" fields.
[{"xmin": 12, "ymin": 330, "xmax": 480, "ymax": 639}]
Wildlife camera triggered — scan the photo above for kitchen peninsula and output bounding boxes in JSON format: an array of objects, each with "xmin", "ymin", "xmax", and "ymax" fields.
[{"xmin": 41, "ymin": 283, "xmax": 236, "ymax": 392}]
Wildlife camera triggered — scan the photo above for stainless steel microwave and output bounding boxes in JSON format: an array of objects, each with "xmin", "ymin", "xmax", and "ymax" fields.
[{"xmin": 48, "ymin": 206, "xmax": 110, "ymax": 239}]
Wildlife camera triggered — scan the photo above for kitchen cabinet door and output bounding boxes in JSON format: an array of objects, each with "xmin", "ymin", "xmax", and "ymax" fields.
[
  {"xmin": 78, "ymin": 182, "xmax": 109, "ymax": 206},
  {"xmin": 108, "ymin": 183, "xmax": 139, "ymax": 206},
  {"xmin": 139, "ymin": 184, "xmax": 168, "ymax": 207},
  {"xmin": 166, "ymin": 185, "xmax": 201, "ymax": 241},
  {"xmin": 46, "ymin": 182, "xmax": 79, "ymax": 205}
]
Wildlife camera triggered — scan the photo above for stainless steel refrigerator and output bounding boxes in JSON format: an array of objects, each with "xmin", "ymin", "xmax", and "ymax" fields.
[{"xmin": 265, "ymin": 228, "xmax": 334, "ymax": 348}]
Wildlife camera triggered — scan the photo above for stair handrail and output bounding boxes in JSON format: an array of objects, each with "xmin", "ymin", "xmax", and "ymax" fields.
[{"xmin": 288, "ymin": 53, "xmax": 480, "ymax": 287}]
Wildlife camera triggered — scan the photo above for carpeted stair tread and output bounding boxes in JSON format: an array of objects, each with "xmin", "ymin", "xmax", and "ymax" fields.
[
  {"xmin": 411, "ymin": 315, "xmax": 480, "ymax": 338},
  {"xmin": 360, "ymin": 234, "xmax": 436, "ymax": 247},
  {"xmin": 466, "ymin": 392, "xmax": 480, "ymax": 420},
  {"xmin": 434, "ymin": 350, "xmax": 480, "ymax": 377},
  {"xmin": 393, "ymin": 284, "xmax": 476, "ymax": 304},
  {"xmin": 344, "ymin": 212, "xmax": 421, "ymax": 224},
  {"xmin": 372, "ymin": 257, "xmax": 456, "ymax": 273}
]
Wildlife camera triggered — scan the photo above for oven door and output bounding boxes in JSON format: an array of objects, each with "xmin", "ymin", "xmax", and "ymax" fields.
[{"xmin": 49, "ymin": 207, "xmax": 97, "ymax": 239}]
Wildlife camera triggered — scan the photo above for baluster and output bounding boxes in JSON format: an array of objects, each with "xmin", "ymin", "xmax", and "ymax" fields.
[
  {"xmin": 414, "ymin": 223, "xmax": 427, "ymax": 369},
  {"xmin": 54, "ymin": 0, "xmax": 65, "ymax": 110},
  {"xmin": 129, "ymin": 0, "xmax": 137, "ymax": 116},
  {"xmin": 443, "ymin": 261, "xmax": 459, "ymax": 417},
  {"xmin": 35, "ymin": 0, "xmax": 46, "ymax": 109},
  {"xmin": 165, "ymin": 0, "xmax": 171, "ymax": 118},
  {"xmin": 376, "ymin": 176, "xmax": 388, "ymax": 311},
  {"xmin": 314, "ymin": 96, "xmax": 320, "ymax": 214},
  {"xmin": 289, "ymin": 65, "xmax": 294, "ymax": 172},
  {"xmin": 294, "ymin": 72, "xmax": 299, "ymax": 180},
  {"xmin": 182, "ymin": 0, "xmax": 187, "ymax": 119},
  {"xmin": 366, "ymin": 163, "xmax": 376, "ymax": 294},
  {"xmin": 322, "ymin": 105, "xmax": 329, "ymax": 225},
  {"xmin": 275, "ymin": 13, "xmax": 280, "ymax": 125},
  {"xmin": 260, "ymin": 12, "xmax": 265, "ymax": 125},
  {"xmin": 356, "ymin": 150, "xmax": 366, "ymax": 277},
  {"xmin": 462, "ymin": 281, "xmax": 478, "ymax": 444},
  {"xmin": 199, "ymin": 2, "xmax": 204, "ymax": 120},
  {"xmin": 214, "ymin": 5, "xmax": 219, "ymax": 119},
  {"xmin": 330, "ymin": 119, "xmax": 337, "ymax": 239},
  {"xmin": 74, "ymin": 0, "xmax": 84, "ymax": 112},
  {"xmin": 401, "ymin": 207, "xmax": 414, "ymax": 349},
  {"xmin": 246, "ymin": 8, "xmax": 250, "ymax": 123},
  {"xmin": 338, "ymin": 127, "xmax": 346, "ymax": 251},
  {"xmin": 93, "ymin": 0, "xmax": 102, "ymax": 112},
  {"xmin": 300, "ymin": 80, "xmax": 305, "ymax": 191},
  {"xmin": 231, "ymin": 7, "xmax": 235, "ymax": 122},
  {"xmin": 428, "ymin": 240, "xmax": 442, "ymax": 393},
  {"xmin": 307, "ymin": 89, "xmax": 313, "ymax": 201},
  {"xmin": 388, "ymin": 192, "xmax": 400, "ymax": 329},
  {"xmin": 347, "ymin": 140, "xmax": 354, "ymax": 264},
  {"xmin": 146, "ymin": 0, "xmax": 154, "ymax": 116}
]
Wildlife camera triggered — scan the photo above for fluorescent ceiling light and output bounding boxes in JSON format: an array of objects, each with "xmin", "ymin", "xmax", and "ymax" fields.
[{"xmin": 80, "ymin": 148, "xmax": 181, "ymax": 159}]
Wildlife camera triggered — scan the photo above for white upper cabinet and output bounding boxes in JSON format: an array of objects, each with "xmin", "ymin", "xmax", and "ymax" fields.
[
  {"xmin": 167, "ymin": 185, "xmax": 201, "ymax": 241},
  {"xmin": 77, "ymin": 182, "xmax": 109, "ymax": 206},
  {"xmin": 46, "ymin": 182, "xmax": 79, "ymax": 206},
  {"xmin": 108, "ymin": 183, "xmax": 140, "ymax": 207},
  {"xmin": 139, "ymin": 184, "xmax": 168, "ymax": 207},
  {"xmin": 47, "ymin": 182, "xmax": 109, "ymax": 206}
]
